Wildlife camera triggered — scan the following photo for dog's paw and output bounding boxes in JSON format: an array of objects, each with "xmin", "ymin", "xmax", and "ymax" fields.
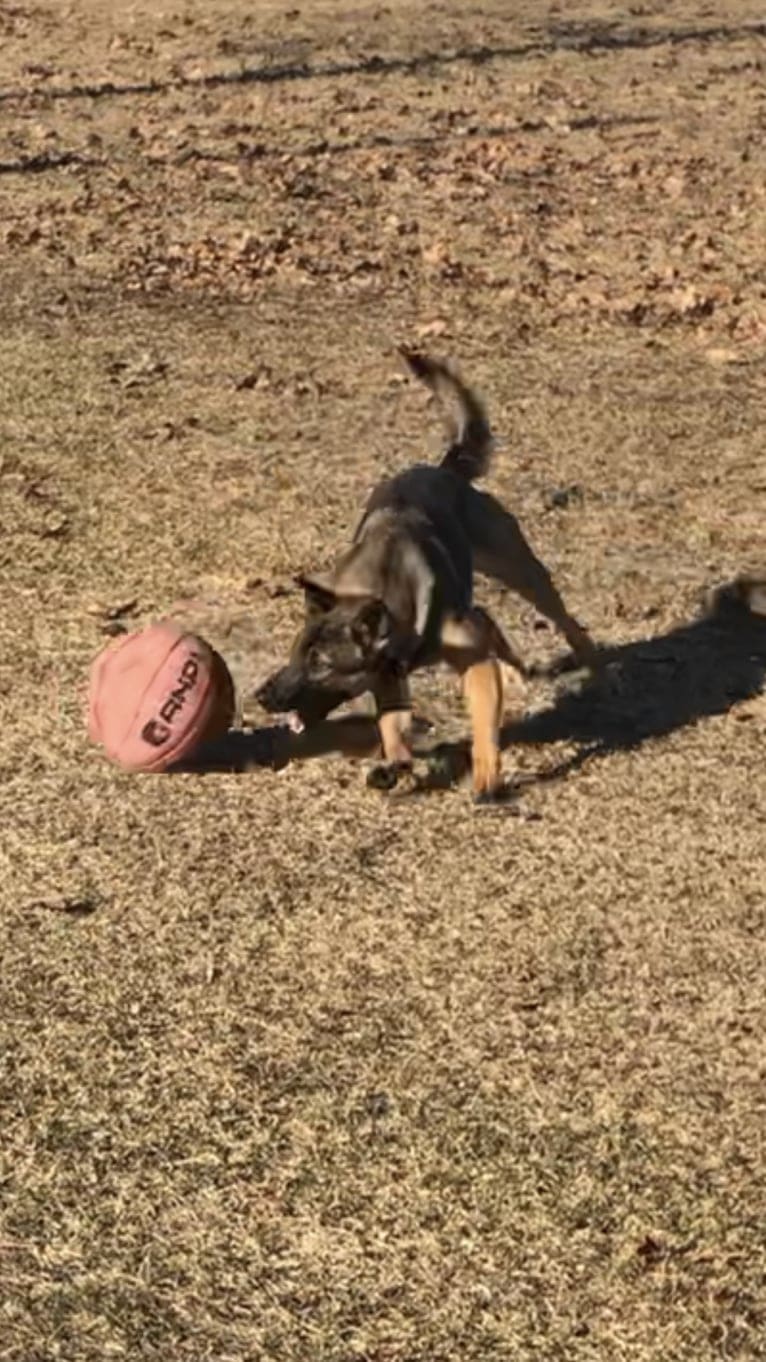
[
  {"xmin": 472, "ymin": 784, "xmax": 540, "ymax": 817},
  {"xmin": 530, "ymin": 646, "xmax": 604, "ymax": 682},
  {"xmin": 554, "ymin": 665, "xmax": 593, "ymax": 699},
  {"xmin": 366, "ymin": 760, "xmax": 414, "ymax": 793},
  {"xmin": 471, "ymin": 746, "xmax": 502, "ymax": 799}
]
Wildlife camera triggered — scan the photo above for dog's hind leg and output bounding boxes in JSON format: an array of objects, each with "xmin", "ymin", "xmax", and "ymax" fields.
[{"xmin": 466, "ymin": 489, "xmax": 598, "ymax": 667}]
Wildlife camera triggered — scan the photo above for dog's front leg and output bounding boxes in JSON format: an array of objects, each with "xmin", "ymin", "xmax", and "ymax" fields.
[
  {"xmin": 378, "ymin": 708, "xmax": 414, "ymax": 766},
  {"xmin": 461, "ymin": 658, "xmax": 504, "ymax": 798},
  {"xmin": 367, "ymin": 673, "xmax": 414, "ymax": 790},
  {"xmin": 442, "ymin": 612, "xmax": 508, "ymax": 799}
]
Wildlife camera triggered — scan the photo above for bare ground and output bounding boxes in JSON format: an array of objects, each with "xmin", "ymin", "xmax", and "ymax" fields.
[{"xmin": 2, "ymin": 2, "xmax": 766, "ymax": 1359}]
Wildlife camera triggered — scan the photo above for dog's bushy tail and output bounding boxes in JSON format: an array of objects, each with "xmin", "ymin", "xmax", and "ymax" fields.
[{"xmin": 400, "ymin": 348, "xmax": 492, "ymax": 482}]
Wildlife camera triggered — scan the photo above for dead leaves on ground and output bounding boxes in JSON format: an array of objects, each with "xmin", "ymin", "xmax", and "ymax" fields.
[
  {"xmin": 107, "ymin": 130, "xmax": 766, "ymax": 349},
  {"xmin": 3, "ymin": 29, "xmax": 766, "ymax": 354}
]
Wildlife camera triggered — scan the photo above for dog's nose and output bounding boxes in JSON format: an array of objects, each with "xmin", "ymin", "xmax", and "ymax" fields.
[{"xmin": 254, "ymin": 670, "xmax": 295, "ymax": 712}]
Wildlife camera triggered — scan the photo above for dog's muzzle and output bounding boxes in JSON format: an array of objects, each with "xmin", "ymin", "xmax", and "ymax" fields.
[
  {"xmin": 254, "ymin": 672, "xmax": 291, "ymax": 712},
  {"xmin": 254, "ymin": 670, "xmax": 342, "ymax": 730},
  {"xmin": 254, "ymin": 671, "xmax": 305, "ymax": 725}
]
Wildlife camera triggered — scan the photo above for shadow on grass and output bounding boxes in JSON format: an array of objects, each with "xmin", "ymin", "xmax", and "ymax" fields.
[
  {"xmin": 1, "ymin": 19, "xmax": 764, "ymax": 106},
  {"xmin": 182, "ymin": 589, "xmax": 766, "ymax": 792},
  {"xmin": 182, "ymin": 111, "xmax": 659, "ymax": 168},
  {"xmin": 0, "ymin": 113, "xmax": 659, "ymax": 180},
  {"xmin": 502, "ymin": 591, "xmax": 766, "ymax": 784}
]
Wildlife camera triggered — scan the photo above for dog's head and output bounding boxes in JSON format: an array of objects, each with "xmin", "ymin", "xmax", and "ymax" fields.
[{"xmin": 255, "ymin": 575, "xmax": 405, "ymax": 727}]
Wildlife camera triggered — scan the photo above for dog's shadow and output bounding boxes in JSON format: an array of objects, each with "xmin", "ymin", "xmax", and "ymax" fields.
[
  {"xmin": 504, "ymin": 595, "xmax": 766, "ymax": 782},
  {"xmin": 182, "ymin": 594, "xmax": 766, "ymax": 789}
]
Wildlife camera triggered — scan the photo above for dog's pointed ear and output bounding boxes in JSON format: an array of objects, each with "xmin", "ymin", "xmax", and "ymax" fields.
[{"xmin": 295, "ymin": 574, "xmax": 336, "ymax": 615}]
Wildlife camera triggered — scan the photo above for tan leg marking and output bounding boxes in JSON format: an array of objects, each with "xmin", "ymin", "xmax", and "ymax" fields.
[
  {"xmin": 378, "ymin": 708, "xmax": 414, "ymax": 766},
  {"xmin": 373, "ymin": 673, "xmax": 413, "ymax": 768},
  {"xmin": 462, "ymin": 657, "xmax": 504, "ymax": 795},
  {"xmin": 441, "ymin": 608, "xmax": 523, "ymax": 795}
]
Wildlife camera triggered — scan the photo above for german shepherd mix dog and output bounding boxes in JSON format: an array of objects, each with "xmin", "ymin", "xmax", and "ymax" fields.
[{"xmin": 256, "ymin": 351, "xmax": 598, "ymax": 799}]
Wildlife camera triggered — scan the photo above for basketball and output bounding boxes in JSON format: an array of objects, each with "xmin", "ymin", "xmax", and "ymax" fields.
[{"xmin": 87, "ymin": 620, "xmax": 235, "ymax": 772}]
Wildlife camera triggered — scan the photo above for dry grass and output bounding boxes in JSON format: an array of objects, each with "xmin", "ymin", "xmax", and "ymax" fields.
[{"xmin": 2, "ymin": 2, "xmax": 766, "ymax": 1358}]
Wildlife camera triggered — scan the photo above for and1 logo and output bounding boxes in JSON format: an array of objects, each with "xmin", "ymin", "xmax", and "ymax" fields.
[
  {"xmin": 140, "ymin": 653, "xmax": 201, "ymax": 747},
  {"xmin": 141, "ymin": 718, "xmax": 172, "ymax": 746}
]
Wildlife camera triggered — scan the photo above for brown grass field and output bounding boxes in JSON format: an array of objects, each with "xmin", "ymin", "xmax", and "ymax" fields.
[{"xmin": 2, "ymin": 2, "xmax": 766, "ymax": 1358}]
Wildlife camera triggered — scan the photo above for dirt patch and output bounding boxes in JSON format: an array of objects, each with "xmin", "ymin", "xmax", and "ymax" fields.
[{"xmin": 2, "ymin": 3, "xmax": 766, "ymax": 1360}]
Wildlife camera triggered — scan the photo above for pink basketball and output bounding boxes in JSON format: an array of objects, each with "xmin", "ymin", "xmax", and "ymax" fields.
[{"xmin": 87, "ymin": 620, "xmax": 235, "ymax": 772}]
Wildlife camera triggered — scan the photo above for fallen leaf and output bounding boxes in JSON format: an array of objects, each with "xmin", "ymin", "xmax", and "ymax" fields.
[
  {"xmin": 705, "ymin": 347, "xmax": 740, "ymax": 365},
  {"xmin": 414, "ymin": 318, "xmax": 449, "ymax": 339}
]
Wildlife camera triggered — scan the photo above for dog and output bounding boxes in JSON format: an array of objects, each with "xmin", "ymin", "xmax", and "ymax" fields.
[{"xmin": 255, "ymin": 350, "xmax": 598, "ymax": 798}]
